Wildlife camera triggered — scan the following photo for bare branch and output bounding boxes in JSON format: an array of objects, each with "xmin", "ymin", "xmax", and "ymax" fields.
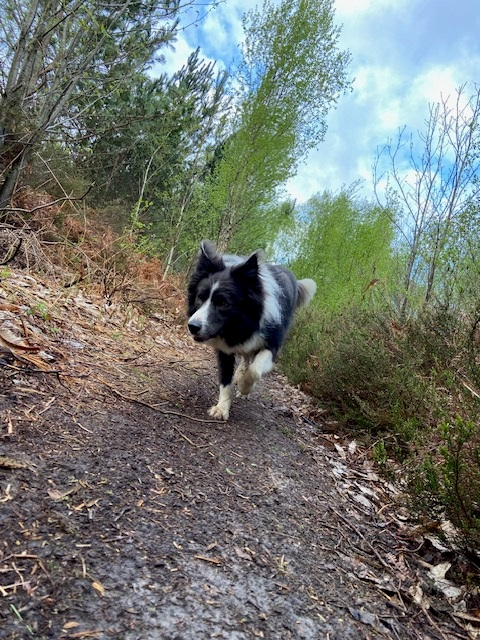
[{"xmin": 1, "ymin": 184, "xmax": 93, "ymax": 214}]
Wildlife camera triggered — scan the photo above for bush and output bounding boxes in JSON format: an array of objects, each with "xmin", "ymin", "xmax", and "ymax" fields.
[
  {"xmin": 280, "ymin": 303, "xmax": 480, "ymax": 548},
  {"xmin": 408, "ymin": 416, "xmax": 479, "ymax": 551}
]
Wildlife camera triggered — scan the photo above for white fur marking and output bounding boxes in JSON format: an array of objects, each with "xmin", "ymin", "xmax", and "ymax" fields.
[
  {"xmin": 237, "ymin": 349, "xmax": 273, "ymax": 396},
  {"xmin": 188, "ymin": 283, "xmax": 218, "ymax": 331},
  {"xmin": 233, "ymin": 357, "xmax": 249, "ymax": 384},
  {"xmin": 208, "ymin": 384, "xmax": 233, "ymax": 421},
  {"xmin": 250, "ymin": 349, "xmax": 273, "ymax": 378},
  {"xmin": 297, "ymin": 278, "xmax": 317, "ymax": 307},
  {"xmin": 259, "ymin": 265, "xmax": 282, "ymax": 325},
  {"xmin": 188, "ymin": 299, "xmax": 210, "ymax": 327},
  {"xmin": 209, "ymin": 334, "xmax": 264, "ymax": 355}
]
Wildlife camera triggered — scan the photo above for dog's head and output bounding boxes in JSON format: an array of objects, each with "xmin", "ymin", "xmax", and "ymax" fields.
[{"xmin": 187, "ymin": 240, "xmax": 261, "ymax": 344}]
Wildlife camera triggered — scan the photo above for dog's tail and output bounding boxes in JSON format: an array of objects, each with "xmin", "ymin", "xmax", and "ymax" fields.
[{"xmin": 296, "ymin": 279, "xmax": 317, "ymax": 308}]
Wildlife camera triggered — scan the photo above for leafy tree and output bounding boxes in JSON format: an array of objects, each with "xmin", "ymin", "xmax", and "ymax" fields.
[
  {"xmin": 74, "ymin": 48, "xmax": 229, "ymax": 272},
  {"xmin": 0, "ymin": 0, "xmax": 214, "ymax": 210},
  {"xmin": 150, "ymin": 51, "xmax": 230, "ymax": 275},
  {"xmin": 204, "ymin": 0, "xmax": 352, "ymax": 253},
  {"xmin": 76, "ymin": 48, "xmax": 228, "ymax": 214}
]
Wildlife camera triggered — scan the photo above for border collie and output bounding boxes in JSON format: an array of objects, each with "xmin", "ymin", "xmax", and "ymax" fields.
[{"xmin": 187, "ymin": 240, "xmax": 316, "ymax": 421}]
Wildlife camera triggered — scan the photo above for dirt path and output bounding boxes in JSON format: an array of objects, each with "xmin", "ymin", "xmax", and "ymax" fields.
[{"xmin": 0, "ymin": 269, "xmax": 475, "ymax": 640}]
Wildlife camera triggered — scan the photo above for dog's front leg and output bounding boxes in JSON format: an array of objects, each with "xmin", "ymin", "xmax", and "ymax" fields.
[
  {"xmin": 237, "ymin": 349, "xmax": 273, "ymax": 396},
  {"xmin": 208, "ymin": 351, "xmax": 235, "ymax": 421}
]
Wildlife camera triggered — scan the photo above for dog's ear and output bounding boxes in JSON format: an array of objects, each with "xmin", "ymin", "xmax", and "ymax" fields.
[
  {"xmin": 231, "ymin": 251, "xmax": 259, "ymax": 281},
  {"xmin": 197, "ymin": 240, "xmax": 224, "ymax": 274}
]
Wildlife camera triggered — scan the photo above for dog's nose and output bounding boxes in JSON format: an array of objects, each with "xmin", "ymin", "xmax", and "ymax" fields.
[{"xmin": 188, "ymin": 320, "xmax": 202, "ymax": 335}]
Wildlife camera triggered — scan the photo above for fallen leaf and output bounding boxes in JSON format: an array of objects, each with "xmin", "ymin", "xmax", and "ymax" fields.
[
  {"xmin": 195, "ymin": 554, "xmax": 223, "ymax": 565},
  {"xmin": 428, "ymin": 561, "xmax": 451, "ymax": 581},
  {"xmin": 205, "ymin": 542, "xmax": 218, "ymax": 551},
  {"xmin": 427, "ymin": 563, "xmax": 463, "ymax": 600},
  {"xmin": 352, "ymin": 493, "xmax": 372, "ymax": 510},
  {"xmin": 64, "ymin": 630, "xmax": 103, "ymax": 639},
  {"xmin": 348, "ymin": 606, "xmax": 390, "ymax": 634},
  {"xmin": 91, "ymin": 580, "xmax": 105, "ymax": 596},
  {"xmin": 349, "ymin": 608, "xmax": 377, "ymax": 626},
  {"xmin": 424, "ymin": 534, "xmax": 450, "ymax": 553},
  {"xmin": 465, "ymin": 623, "xmax": 480, "ymax": 641},
  {"xmin": 0, "ymin": 456, "xmax": 27, "ymax": 469},
  {"xmin": 0, "ymin": 328, "xmax": 39, "ymax": 352},
  {"xmin": 63, "ymin": 622, "xmax": 80, "ymax": 629},
  {"xmin": 47, "ymin": 484, "xmax": 81, "ymax": 500},
  {"xmin": 235, "ymin": 546, "xmax": 253, "ymax": 561},
  {"xmin": 452, "ymin": 611, "xmax": 481, "ymax": 623},
  {"xmin": 408, "ymin": 583, "xmax": 430, "ymax": 608},
  {"xmin": 334, "ymin": 443, "xmax": 346, "ymax": 459}
]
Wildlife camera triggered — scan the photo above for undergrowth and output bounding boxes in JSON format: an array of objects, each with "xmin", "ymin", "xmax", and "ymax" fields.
[
  {"xmin": 1, "ymin": 190, "xmax": 185, "ymax": 319},
  {"xmin": 280, "ymin": 304, "xmax": 480, "ymax": 551}
]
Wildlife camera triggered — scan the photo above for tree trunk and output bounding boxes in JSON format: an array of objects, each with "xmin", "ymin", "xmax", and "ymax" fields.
[{"xmin": 0, "ymin": 153, "xmax": 26, "ymax": 210}]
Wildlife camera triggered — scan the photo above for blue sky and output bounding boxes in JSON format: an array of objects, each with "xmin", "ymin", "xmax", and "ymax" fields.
[{"xmin": 156, "ymin": 0, "xmax": 479, "ymax": 204}]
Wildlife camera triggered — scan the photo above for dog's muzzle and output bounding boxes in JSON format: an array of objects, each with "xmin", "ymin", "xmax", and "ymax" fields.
[{"xmin": 188, "ymin": 319, "xmax": 208, "ymax": 342}]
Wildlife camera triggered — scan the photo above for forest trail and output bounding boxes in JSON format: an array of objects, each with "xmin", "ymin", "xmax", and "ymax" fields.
[{"xmin": 0, "ymin": 268, "xmax": 475, "ymax": 640}]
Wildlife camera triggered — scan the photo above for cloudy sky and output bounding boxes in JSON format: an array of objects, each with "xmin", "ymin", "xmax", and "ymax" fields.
[{"xmin": 156, "ymin": 0, "xmax": 479, "ymax": 204}]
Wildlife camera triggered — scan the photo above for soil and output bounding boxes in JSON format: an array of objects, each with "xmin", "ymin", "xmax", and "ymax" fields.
[{"xmin": 0, "ymin": 267, "xmax": 478, "ymax": 640}]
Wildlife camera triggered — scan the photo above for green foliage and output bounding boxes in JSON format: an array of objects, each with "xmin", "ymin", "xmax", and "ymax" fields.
[
  {"xmin": 374, "ymin": 86, "xmax": 480, "ymax": 317},
  {"xmin": 26, "ymin": 142, "xmax": 90, "ymax": 199},
  {"xmin": 409, "ymin": 417, "xmax": 480, "ymax": 549},
  {"xmin": 204, "ymin": 0, "xmax": 351, "ymax": 252},
  {"xmin": 283, "ymin": 187, "xmax": 395, "ymax": 313},
  {"xmin": 0, "ymin": 0, "xmax": 180, "ymax": 207},
  {"xmin": 282, "ymin": 304, "xmax": 478, "ymax": 434},
  {"xmin": 424, "ymin": 193, "xmax": 480, "ymax": 312},
  {"xmin": 280, "ymin": 304, "xmax": 479, "ymax": 548},
  {"xmin": 276, "ymin": 91, "xmax": 479, "ymax": 550},
  {"xmin": 75, "ymin": 48, "xmax": 230, "ymax": 273},
  {"xmin": 372, "ymin": 440, "xmax": 389, "ymax": 467}
]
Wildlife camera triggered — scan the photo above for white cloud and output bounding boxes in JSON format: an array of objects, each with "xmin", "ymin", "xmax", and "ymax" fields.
[
  {"xmin": 335, "ymin": 0, "xmax": 410, "ymax": 18},
  {"xmin": 285, "ymin": 0, "xmax": 479, "ymax": 202},
  {"xmin": 160, "ymin": 34, "xmax": 195, "ymax": 76},
  {"xmin": 411, "ymin": 65, "xmax": 468, "ymax": 107}
]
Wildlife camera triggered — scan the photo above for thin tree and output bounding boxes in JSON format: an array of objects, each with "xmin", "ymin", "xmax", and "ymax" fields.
[
  {"xmin": 205, "ymin": 0, "xmax": 351, "ymax": 253},
  {"xmin": 373, "ymin": 84, "xmax": 480, "ymax": 315}
]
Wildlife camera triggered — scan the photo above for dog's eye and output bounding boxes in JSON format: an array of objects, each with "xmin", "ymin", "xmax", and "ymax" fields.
[{"xmin": 213, "ymin": 294, "xmax": 228, "ymax": 309}]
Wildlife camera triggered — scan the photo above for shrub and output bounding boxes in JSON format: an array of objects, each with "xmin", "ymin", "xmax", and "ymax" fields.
[
  {"xmin": 408, "ymin": 417, "xmax": 480, "ymax": 551},
  {"xmin": 280, "ymin": 303, "xmax": 480, "ymax": 548}
]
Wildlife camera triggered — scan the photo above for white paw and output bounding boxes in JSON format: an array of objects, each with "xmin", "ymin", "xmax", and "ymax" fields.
[
  {"xmin": 237, "ymin": 368, "xmax": 258, "ymax": 396},
  {"xmin": 208, "ymin": 404, "xmax": 229, "ymax": 421},
  {"xmin": 235, "ymin": 390, "xmax": 251, "ymax": 399},
  {"xmin": 233, "ymin": 362, "xmax": 248, "ymax": 386}
]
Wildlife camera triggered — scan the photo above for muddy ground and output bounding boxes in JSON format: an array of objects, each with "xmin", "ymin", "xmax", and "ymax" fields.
[{"xmin": 0, "ymin": 268, "xmax": 478, "ymax": 640}]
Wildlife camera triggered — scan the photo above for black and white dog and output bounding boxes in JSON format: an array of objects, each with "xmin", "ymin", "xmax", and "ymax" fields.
[{"xmin": 187, "ymin": 240, "xmax": 316, "ymax": 420}]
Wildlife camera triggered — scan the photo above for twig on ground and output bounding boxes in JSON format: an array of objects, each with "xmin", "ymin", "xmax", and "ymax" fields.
[
  {"xmin": 327, "ymin": 504, "xmax": 392, "ymax": 572},
  {"xmin": 96, "ymin": 377, "xmax": 224, "ymax": 446}
]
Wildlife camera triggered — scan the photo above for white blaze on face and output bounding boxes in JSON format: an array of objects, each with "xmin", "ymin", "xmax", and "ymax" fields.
[{"xmin": 188, "ymin": 282, "xmax": 219, "ymax": 332}]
